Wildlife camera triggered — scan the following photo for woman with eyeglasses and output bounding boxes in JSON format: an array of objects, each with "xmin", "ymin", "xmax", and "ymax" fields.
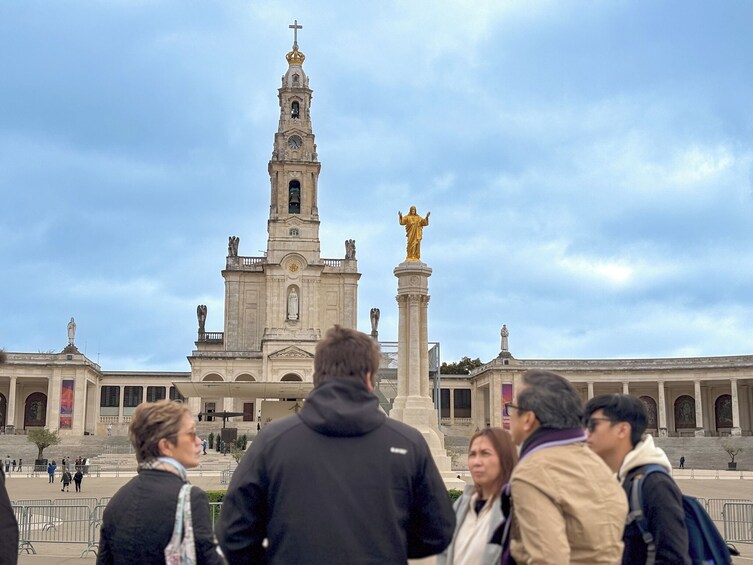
[
  {"xmin": 437, "ymin": 427, "xmax": 518, "ymax": 565},
  {"xmin": 97, "ymin": 400, "xmax": 225, "ymax": 564}
]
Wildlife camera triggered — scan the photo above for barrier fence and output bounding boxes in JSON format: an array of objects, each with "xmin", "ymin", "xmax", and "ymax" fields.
[
  {"xmin": 11, "ymin": 498, "xmax": 111, "ymax": 556},
  {"xmin": 723, "ymin": 503, "xmax": 753, "ymax": 544},
  {"xmin": 13, "ymin": 496, "xmax": 753, "ymax": 555}
]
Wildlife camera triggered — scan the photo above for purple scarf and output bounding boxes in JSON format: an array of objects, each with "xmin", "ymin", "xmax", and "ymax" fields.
[{"xmin": 499, "ymin": 427, "xmax": 587, "ymax": 564}]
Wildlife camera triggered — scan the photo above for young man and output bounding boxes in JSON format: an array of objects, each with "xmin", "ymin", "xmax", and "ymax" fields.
[
  {"xmin": 505, "ymin": 370, "xmax": 627, "ymax": 563},
  {"xmin": 217, "ymin": 325, "xmax": 455, "ymax": 564},
  {"xmin": 585, "ymin": 394, "xmax": 690, "ymax": 564}
]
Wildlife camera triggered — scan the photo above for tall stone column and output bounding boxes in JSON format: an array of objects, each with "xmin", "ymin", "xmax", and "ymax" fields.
[
  {"xmin": 6, "ymin": 376, "xmax": 17, "ymax": 434},
  {"xmin": 587, "ymin": 382, "xmax": 594, "ymax": 400},
  {"xmin": 694, "ymin": 380, "xmax": 705, "ymax": 437},
  {"xmin": 731, "ymin": 378, "xmax": 742, "ymax": 436},
  {"xmin": 657, "ymin": 381, "xmax": 667, "ymax": 437},
  {"xmin": 622, "ymin": 382, "xmax": 629, "ymax": 394},
  {"xmin": 390, "ymin": 260, "xmax": 460, "ymax": 488}
]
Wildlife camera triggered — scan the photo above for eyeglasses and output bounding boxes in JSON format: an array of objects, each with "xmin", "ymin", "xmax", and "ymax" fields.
[
  {"xmin": 504, "ymin": 401, "xmax": 522, "ymax": 415},
  {"xmin": 178, "ymin": 430, "xmax": 198, "ymax": 441},
  {"xmin": 585, "ymin": 417, "xmax": 614, "ymax": 432}
]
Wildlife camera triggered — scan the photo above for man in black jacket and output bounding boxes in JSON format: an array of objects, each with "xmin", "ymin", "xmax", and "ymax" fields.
[
  {"xmin": 218, "ymin": 325, "xmax": 455, "ymax": 564},
  {"xmin": 585, "ymin": 394, "xmax": 690, "ymax": 564}
]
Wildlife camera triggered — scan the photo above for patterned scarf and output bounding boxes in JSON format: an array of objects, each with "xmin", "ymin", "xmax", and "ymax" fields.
[{"xmin": 139, "ymin": 457, "xmax": 189, "ymax": 482}]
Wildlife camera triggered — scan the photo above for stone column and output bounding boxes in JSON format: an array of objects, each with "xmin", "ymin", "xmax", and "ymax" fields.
[
  {"xmin": 118, "ymin": 386, "xmax": 125, "ymax": 424},
  {"xmin": 390, "ymin": 260, "xmax": 460, "ymax": 488},
  {"xmin": 46, "ymin": 377, "xmax": 55, "ymax": 428},
  {"xmin": 731, "ymin": 378, "xmax": 742, "ymax": 436},
  {"xmin": 6, "ymin": 376, "xmax": 17, "ymax": 434},
  {"xmin": 587, "ymin": 381, "xmax": 594, "ymax": 400},
  {"xmin": 694, "ymin": 380, "xmax": 705, "ymax": 437},
  {"xmin": 448, "ymin": 387, "xmax": 454, "ymax": 424},
  {"xmin": 623, "ymin": 382, "xmax": 629, "ymax": 394},
  {"xmin": 657, "ymin": 381, "xmax": 667, "ymax": 437}
]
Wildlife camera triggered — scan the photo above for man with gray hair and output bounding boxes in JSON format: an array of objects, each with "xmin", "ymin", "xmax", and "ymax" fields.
[{"xmin": 501, "ymin": 370, "xmax": 627, "ymax": 564}]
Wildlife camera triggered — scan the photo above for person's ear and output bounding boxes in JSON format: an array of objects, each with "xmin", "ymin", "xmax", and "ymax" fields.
[
  {"xmin": 158, "ymin": 438, "xmax": 173, "ymax": 458},
  {"xmin": 363, "ymin": 372, "xmax": 374, "ymax": 393}
]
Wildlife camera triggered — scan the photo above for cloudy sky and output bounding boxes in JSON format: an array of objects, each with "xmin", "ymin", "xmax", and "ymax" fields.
[{"xmin": 2, "ymin": 1, "xmax": 752, "ymax": 371}]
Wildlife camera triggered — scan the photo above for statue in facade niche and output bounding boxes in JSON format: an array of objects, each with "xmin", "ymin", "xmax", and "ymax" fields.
[
  {"xmin": 228, "ymin": 236, "xmax": 240, "ymax": 257},
  {"xmin": 288, "ymin": 288, "xmax": 299, "ymax": 321},
  {"xmin": 500, "ymin": 324, "xmax": 509, "ymax": 352},
  {"xmin": 345, "ymin": 239, "xmax": 356, "ymax": 260},
  {"xmin": 67, "ymin": 317, "xmax": 76, "ymax": 346},
  {"xmin": 398, "ymin": 206, "xmax": 430, "ymax": 261},
  {"xmin": 197, "ymin": 305, "xmax": 207, "ymax": 335}
]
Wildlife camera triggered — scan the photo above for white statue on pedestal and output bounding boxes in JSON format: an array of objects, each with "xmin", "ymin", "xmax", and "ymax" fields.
[
  {"xmin": 288, "ymin": 288, "xmax": 299, "ymax": 321},
  {"xmin": 67, "ymin": 317, "xmax": 76, "ymax": 346}
]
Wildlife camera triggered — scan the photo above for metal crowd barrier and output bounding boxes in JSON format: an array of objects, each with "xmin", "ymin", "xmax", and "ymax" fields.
[
  {"xmin": 707, "ymin": 498, "xmax": 753, "ymax": 522},
  {"xmin": 11, "ymin": 498, "xmax": 113, "ymax": 556},
  {"xmin": 220, "ymin": 469, "xmax": 234, "ymax": 484},
  {"xmin": 209, "ymin": 501, "xmax": 223, "ymax": 528},
  {"xmin": 723, "ymin": 503, "xmax": 753, "ymax": 544}
]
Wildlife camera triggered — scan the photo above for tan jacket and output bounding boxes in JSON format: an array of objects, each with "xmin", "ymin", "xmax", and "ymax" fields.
[{"xmin": 510, "ymin": 442, "xmax": 627, "ymax": 564}]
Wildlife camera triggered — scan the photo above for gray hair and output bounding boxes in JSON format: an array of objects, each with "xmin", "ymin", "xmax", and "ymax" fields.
[{"xmin": 517, "ymin": 370, "xmax": 584, "ymax": 429}]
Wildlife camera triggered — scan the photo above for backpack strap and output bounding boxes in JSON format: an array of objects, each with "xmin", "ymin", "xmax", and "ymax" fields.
[{"xmin": 626, "ymin": 464, "xmax": 669, "ymax": 565}]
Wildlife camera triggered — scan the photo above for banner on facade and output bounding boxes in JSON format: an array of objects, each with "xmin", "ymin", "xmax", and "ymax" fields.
[
  {"xmin": 502, "ymin": 383, "xmax": 513, "ymax": 430},
  {"xmin": 60, "ymin": 379, "xmax": 74, "ymax": 429}
]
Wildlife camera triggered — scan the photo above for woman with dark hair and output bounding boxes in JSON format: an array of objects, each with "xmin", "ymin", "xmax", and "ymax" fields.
[
  {"xmin": 438, "ymin": 427, "xmax": 518, "ymax": 565},
  {"xmin": 97, "ymin": 400, "xmax": 225, "ymax": 564}
]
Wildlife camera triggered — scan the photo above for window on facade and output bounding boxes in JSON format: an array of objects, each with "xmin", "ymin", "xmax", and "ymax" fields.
[
  {"xmin": 289, "ymin": 228, "xmax": 299, "ymax": 236},
  {"xmin": 100, "ymin": 386, "xmax": 120, "ymax": 416},
  {"xmin": 288, "ymin": 181, "xmax": 301, "ymax": 214},
  {"xmin": 169, "ymin": 386, "xmax": 185, "ymax": 402},
  {"xmin": 123, "ymin": 386, "xmax": 143, "ymax": 408},
  {"xmin": 454, "ymin": 389, "xmax": 471, "ymax": 419},
  {"xmin": 440, "ymin": 389, "xmax": 450, "ymax": 419},
  {"xmin": 291, "ymin": 101, "xmax": 300, "ymax": 119},
  {"xmin": 146, "ymin": 386, "xmax": 166, "ymax": 402},
  {"xmin": 100, "ymin": 386, "xmax": 120, "ymax": 408}
]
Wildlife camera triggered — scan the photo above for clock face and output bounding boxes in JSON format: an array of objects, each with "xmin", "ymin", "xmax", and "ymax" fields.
[{"xmin": 288, "ymin": 135, "xmax": 302, "ymax": 149}]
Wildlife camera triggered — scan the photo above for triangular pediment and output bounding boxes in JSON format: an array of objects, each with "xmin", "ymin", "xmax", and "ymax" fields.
[{"xmin": 269, "ymin": 346, "xmax": 314, "ymax": 359}]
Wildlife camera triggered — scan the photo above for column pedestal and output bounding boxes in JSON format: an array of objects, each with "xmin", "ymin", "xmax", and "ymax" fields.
[{"xmin": 390, "ymin": 261, "xmax": 462, "ymax": 489}]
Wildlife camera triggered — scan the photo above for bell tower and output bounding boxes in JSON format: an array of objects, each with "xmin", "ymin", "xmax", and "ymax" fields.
[{"xmin": 266, "ymin": 20, "xmax": 321, "ymax": 265}]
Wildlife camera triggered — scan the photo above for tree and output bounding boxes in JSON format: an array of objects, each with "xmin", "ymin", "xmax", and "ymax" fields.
[
  {"xmin": 722, "ymin": 440, "xmax": 744, "ymax": 464},
  {"xmin": 27, "ymin": 428, "xmax": 61, "ymax": 461},
  {"xmin": 441, "ymin": 356, "xmax": 483, "ymax": 375}
]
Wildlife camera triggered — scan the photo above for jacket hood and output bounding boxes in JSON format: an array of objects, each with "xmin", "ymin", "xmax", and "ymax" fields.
[
  {"xmin": 618, "ymin": 434, "xmax": 672, "ymax": 483},
  {"xmin": 298, "ymin": 378, "xmax": 385, "ymax": 437}
]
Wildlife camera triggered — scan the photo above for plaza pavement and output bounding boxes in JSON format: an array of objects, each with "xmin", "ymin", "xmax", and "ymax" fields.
[{"xmin": 5, "ymin": 465, "xmax": 753, "ymax": 564}]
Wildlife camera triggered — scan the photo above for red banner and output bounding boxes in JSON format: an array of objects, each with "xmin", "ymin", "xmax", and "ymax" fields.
[
  {"xmin": 60, "ymin": 380, "xmax": 74, "ymax": 429},
  {"xmin": 502, "ymin": 383, "xmax": 513, "ymax": 430}
]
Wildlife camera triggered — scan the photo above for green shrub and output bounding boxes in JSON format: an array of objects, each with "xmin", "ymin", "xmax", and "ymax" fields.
[
  {"xmin": 205, "ymin": 490, "xmax": 226, "ymax": 503},
  {"xmin": 448, "ymin": 489, "xmax": 463, "ymax": 503},
  {"xmin": 208, "ymin": 432, "xmax": 214, "ymax": 450}
]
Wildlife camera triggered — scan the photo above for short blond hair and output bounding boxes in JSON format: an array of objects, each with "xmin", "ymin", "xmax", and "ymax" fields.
[{"xmin": 128, "ymin": 400, "xmax": 191, "ymax": 463}]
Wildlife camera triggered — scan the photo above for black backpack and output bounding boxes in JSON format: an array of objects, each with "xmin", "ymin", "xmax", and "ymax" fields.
[{"xmin": 627, "ymin": 464, "xmax": 735, "ymax": 565}]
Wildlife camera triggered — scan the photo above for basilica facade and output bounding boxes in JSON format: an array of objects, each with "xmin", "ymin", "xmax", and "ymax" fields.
[{"xmin": 1, "ymin": 33, "xmax": 752, "ymax": 440}]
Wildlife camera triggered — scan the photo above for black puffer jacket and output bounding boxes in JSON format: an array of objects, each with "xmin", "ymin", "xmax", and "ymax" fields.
[{"xmin": 218, "ymin": 378, "xmax": 455, "ymax": 564}]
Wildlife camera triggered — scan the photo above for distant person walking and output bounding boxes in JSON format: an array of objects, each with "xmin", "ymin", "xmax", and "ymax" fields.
[
  {"xmin": 48, "ymin": 461, "xmax": 57, "ymax": 483},
  {"xmin": 202, "ymin": 439, "xmax": 208, "ymax": 455},
  {"xmin": 3, "ymin": 456, "xmax": 9, "ymax": 474},
  {"xmin": 17, "ymin": 459, "xmax": 22, "ymax": 473},
  {"xmin": 679, "ymin": 456, "xmax": 685, "ymax": 469},
  {"xmin": 74, "ymin": 469, "xmax": 83, "ymax": 492},
  {"xmin": 61, "ymin": 469, "xmax": 72, "ymax": 492}
]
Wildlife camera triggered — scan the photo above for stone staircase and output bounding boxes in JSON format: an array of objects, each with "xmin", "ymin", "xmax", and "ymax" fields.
[
  {"xmin": 653, "ymin": 436, "xmax": 753, "ymax": 471},
  {"xmin": 0, "ymin": 433, "xmax": 133, "ymax": 466}
]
